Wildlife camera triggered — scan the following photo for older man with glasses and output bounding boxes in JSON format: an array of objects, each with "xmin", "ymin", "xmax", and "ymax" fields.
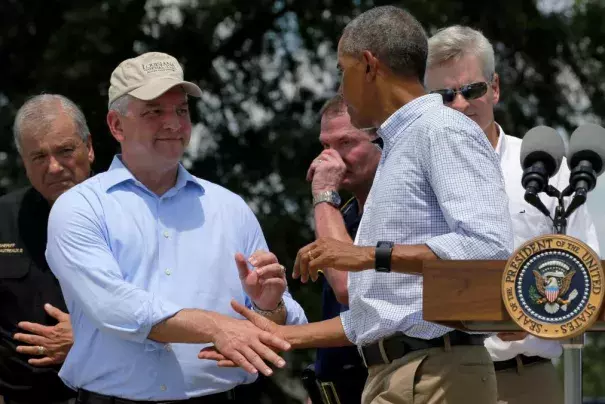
[{"xmin": 424, "ymin": 25, "xmax": 600, "ymax": 404}]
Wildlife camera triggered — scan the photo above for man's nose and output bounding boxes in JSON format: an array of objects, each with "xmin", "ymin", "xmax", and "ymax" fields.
[
  {"xmin": 47, "ymin": 155, "xmax": 64, "ymax": 174},
  {"xmin": 450, "ymin": 92, "xmax": 470, "ymax": 112},
  {"xmin": 162, "ymin": 111, "xmax": 182, "ymax": 131}
]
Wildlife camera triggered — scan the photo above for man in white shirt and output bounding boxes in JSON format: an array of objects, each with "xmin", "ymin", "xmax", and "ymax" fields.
[{"xmin": 424, "ymin": 25, "xmax": 600, "ymax": 404}]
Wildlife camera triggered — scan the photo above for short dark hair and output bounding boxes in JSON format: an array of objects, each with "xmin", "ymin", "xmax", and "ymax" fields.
[
  {"xmin": 340, "ymin": 6, "xmax": 428, "ymax": 82},
  {"xmin": 319, "ymin": 94, "xmax": 347, "ymax": 118}
]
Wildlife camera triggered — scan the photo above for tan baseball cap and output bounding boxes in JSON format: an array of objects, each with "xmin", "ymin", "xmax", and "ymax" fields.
[{"xmin": 108, "ymin": 52, "xmax": 202, "ymax": 107}]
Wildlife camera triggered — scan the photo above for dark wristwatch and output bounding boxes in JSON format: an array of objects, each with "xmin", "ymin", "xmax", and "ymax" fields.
[{"xmin": 375, "ymin": 241, "xmax": 394, "ymax": 273}]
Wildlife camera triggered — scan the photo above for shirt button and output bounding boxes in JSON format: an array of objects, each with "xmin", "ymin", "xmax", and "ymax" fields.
[
  {"xmin": 165, "ymin": 344, "xmax": 172, "ymax": 352},
  {"xmin": 165, "ymin": 269, "xmax": 172, "ymax": 276},
  {"xmin": 163, "ymin": 231, "xmax": 170, "ymax": 238},
  {"xmin": 160, "ymin": 384, "xmax": 167, "ymax": 391}
]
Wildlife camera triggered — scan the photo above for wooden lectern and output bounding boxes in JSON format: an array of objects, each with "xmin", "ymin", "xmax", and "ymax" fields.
[
  {"xmin": 423, "ymin": 259, "xmax": 605, "ymax": 404},
  {"xmin": 422, "ymin": 260, "xmax": 605, "ymax": 332}
]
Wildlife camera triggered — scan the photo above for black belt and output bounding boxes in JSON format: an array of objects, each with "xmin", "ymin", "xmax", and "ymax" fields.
[
  {"xmin": 358, "ymin": 331, "xmax": 486, "ymax": 368},
  {"xmin": 302, "ymin": 364, "xmax": 367, "ymax": 404},
  {"xmin": 76, "ymin": 389, "xmax": 236, "ymax": 404},
  {"xmin": 494, "ymin": 355, "xmax": 551, "ymax": 371}
]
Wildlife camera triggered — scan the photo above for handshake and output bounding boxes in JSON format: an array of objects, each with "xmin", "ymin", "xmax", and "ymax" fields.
[
  {"xmin": 199, "ymin": 236, "xmax": 363, "ymax": 377},
  {"xmin": 198, "ymin": 299, "xmax": 290, "ymax": 377}
]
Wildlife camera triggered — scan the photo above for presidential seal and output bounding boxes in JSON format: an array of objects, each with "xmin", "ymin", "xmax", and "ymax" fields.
[{"xmin": 502, "ymin": 234, "xmax": 604, "ymax": 339}]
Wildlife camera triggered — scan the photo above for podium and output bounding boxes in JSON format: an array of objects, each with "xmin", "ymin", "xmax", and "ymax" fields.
[{"xmin": 423, "ymin": 258, "xmax": 605, "ymax": 404}]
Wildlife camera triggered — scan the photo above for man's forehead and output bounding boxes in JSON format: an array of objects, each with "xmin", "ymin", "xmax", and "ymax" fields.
[
  {"xmin": 21, "ymin": 114, "xmax": 76, "ymax": 141},
  {"xmin": 320, "ymin": 114, "xmax": 364, "ymax": 138},
  {"xmin": 427, "ymin": 55, "xmax": 486, "ymax": 86},
  {"xmin": 321, "ymin": 113, "xmax": 350, "ymax": 129},
  {"xmin": 22, "ymin": 129, "xmax": 81, "ymax": 155}
]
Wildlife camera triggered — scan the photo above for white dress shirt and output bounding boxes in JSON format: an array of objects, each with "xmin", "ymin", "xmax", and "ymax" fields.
[{"xmin": 484, "ymin": 125, "xmax": 601, "ymax": 361}]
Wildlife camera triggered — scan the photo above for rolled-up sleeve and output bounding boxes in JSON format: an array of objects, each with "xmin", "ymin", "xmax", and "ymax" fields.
[
  {"xmin": 241, "ymin": 201, "xmax": 308, "ymax": 326},
  {"xmin": 339, "ymin": 309, "xmax": 355, "ymax": 343},
  {"xmin": 420, "ymin": 122, "xmax": 514, "ymax": 260},
  {"xmin": 46, "ymin": 190, "xmax": 183, "ymax": 346}
]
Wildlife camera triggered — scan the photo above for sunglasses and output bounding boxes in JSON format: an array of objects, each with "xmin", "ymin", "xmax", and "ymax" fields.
[{"xmin": 430, "ymin": 82, "xmax": 489, "ymax": 104}]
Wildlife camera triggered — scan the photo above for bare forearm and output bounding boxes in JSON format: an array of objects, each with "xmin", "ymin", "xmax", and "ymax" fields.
[
  {"xmin": 148, "ymin": 309, "xmax": 220, "ymax": 343},
  {"xmin": 314, "ymin": 203, "xmax": 352, "ymax": 243},
  {"xmin": 280, "ymin": 316, "xmax": 351, "ymax": 349},
  {"xmin": 314, "ymin": 203, "xmax": 351, "ymax": 302},
  {"xmin": 390, "ymin": 244, "xmax": 438, "ymax": 274},
  {"xmin": 359, "ymin": 244, "xmax": 438, "ymax": 274}
]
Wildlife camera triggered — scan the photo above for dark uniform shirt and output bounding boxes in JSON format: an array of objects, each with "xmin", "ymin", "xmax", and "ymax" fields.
[
  {"xmin": 315, "ymin": 198, "xmax": 368, "ymax": 387},
  {"xmin": 0, "ymin": 187, "xmax": 75, "ymax": 402}
]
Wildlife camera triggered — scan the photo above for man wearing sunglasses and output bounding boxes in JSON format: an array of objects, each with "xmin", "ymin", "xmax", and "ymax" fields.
[{"xmin": 425, "ymin": 25, "xmax": 600, "ymax": 404}]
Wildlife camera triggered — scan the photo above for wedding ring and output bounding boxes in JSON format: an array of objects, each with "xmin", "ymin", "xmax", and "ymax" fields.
[
  {"xmin": 316, "ymin": 158, "xmax": 324, "ymax": 164},
  {"xmin": 37, "ymin": 346, "xmax": 46, "ymax": 355}
]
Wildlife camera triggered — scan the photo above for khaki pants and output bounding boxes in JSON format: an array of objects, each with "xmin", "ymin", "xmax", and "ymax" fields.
[
  {"xmin": 496, "ymin": 360, "xmax": 563, "ymax": 404},
  {"xmin": 362, "ymin": 345, "xmax": 497, "ymax": 404}
]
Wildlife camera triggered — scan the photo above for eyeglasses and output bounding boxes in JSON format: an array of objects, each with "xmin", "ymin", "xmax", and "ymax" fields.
[{"xmin": 430, "ymin": 82, "xmax": 489, "ymax": 104}]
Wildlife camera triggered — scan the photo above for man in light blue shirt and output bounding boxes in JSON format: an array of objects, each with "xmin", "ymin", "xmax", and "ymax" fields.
[{"xmin": 45, "ymin": 52, "xmax": 306, "ymax": 403}]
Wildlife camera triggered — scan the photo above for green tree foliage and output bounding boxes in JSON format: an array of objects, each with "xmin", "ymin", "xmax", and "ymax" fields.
[{"xmin": 1, "ymin": 0, "xmax": 605, "ymax": 401}]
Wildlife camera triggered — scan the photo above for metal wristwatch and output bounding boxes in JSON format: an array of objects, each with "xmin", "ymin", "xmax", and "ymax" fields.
[
  {"xmin": 252, "ymin": 299, "xmax": 286, "ymax": 317},
  {"xmin": 312, "ymin": 190, "xmax": 341, "ymax": 208}
]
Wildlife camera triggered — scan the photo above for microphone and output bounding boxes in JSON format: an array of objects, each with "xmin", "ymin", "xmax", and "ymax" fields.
[
  {"xmin": 564, "ymin": 123, "xmax": 605, "ymax": 217},
  {"xmin": 520, "ymin": 126, "xmax": 566, "ymax": 217}
]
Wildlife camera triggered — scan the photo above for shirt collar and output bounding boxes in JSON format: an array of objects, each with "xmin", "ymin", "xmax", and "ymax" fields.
[
  {"xmin": 494, "ymin": 123, "xmax": 506, "ymax": 158},
  {"xmin": 371, "ymin": 137, "xmax": 384, "ymax": 150},
  {"xmin": 377, "ymin": 93, "xmax": 443, "ymax": 152},
  {"xmin": 101, "ymin": 155, "xmax": 203, "ymax": 195}
]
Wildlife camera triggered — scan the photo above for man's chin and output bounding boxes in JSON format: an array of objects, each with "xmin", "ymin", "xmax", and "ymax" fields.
[
  {"xmin": 154, "ymin": 146, "xmax": 186, "ymax": 162},
  {"xmin": 340, "ymin": 178, "xmax": 355, "ymax": 192},
  {"xmin": 44, "ymin": 188, "xmax": 71, "ymax": 204}
]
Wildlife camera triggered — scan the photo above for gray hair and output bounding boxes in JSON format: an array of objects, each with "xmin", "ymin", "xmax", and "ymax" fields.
[
  {"xmin": 427, "ymin": 25, "xmax": 496, "ymax": 82},
  {"xmin": 13, "ymin": 94, "xmax": 90, "ymax": 154},
  {"xmin": 340, "ymin": 6, "xmax": 428, "ymax": 81},
  {"xmin": 108, "ymin": 94, "xmax": 133, "ymax": 115}
]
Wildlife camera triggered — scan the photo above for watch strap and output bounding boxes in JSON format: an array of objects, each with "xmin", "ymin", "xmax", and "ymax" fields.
[{"xmin": 375, "ymin": 241, "xmax": 394, "ymax": 272}]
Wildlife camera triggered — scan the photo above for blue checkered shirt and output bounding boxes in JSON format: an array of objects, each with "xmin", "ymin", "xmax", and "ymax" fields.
[{"xmin": 340, "ymin": 94, "xmax": 514, "ymax": 346}]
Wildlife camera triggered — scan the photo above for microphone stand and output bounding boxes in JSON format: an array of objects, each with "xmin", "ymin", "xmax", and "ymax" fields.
[
  {"xmin": 530, "ymin": 184, "xmax": 583, "ymax": 404},
  {"xmin": 545, "ymin": 185, "xmax": 567, "ymax": 235}
]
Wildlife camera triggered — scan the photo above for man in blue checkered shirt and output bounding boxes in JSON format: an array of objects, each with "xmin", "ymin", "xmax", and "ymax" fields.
[{"xmin": 200, "ymin": 6, "xmax": 514, "ymax": 404}]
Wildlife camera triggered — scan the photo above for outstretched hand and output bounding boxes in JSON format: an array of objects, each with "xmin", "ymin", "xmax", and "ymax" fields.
[{"xmin": 199, "ymin": 300, "xmax": 286, "ymax": 369}]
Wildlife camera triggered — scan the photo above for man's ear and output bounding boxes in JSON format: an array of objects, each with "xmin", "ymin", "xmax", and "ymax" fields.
[
  {"xmin": 491, "ymin": 73, "xmax": 500, "ymax": 106},
  {"xmin": 85, "ymin": 135, "xmax": 95, "ymax": 164},
  {"xmin": 362, "ymin": 50, "xmax": 378, "ymax": 82},
  {"xmin": 107, "ymin": 110, "xmax": 125, "ymax": 143}
]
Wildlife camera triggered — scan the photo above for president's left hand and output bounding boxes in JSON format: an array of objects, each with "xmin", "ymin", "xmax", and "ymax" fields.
[
  {"xmin": 293, "ymin": 238, "xmax": 374, "ymax": 283},
  {"xmin": 237, "ymin": 250, "xmax": 287, "ymax": 311}
]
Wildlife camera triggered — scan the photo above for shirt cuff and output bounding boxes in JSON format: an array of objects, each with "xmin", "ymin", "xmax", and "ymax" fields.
[
  {"xmin": 283, "ymin": 294, "xmax": 308, "ymax": 326},
  {"xmin": 139, "ymin": 297, "xmax": 184, "ymax": 351},
  {"xmin": 339, "ymin": 309, "xmax": 356, "ymax": 345},
  {"xmin": 425, "ymin": 234, "xmax": 465, "ymax": 260}
]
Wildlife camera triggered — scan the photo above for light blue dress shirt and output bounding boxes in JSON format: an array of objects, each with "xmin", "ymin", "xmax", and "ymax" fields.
[
  {"xmin": 341, "ymin": 94, "xmax": 514, "ymax": 346},
  {"xmin": 45, "ymin": 156, "xmax": 307, "ymax": 400}
]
